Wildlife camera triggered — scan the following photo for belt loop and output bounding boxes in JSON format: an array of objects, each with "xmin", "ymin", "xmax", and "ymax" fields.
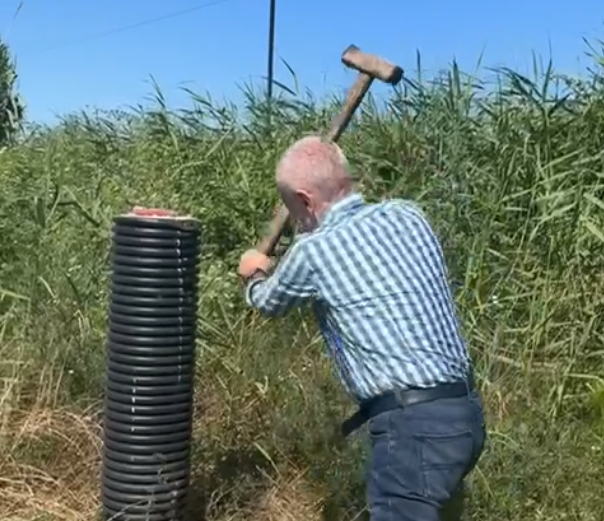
[{"xmin": 393, "ymin": 388, "xmax": 405, "ymax": 408}]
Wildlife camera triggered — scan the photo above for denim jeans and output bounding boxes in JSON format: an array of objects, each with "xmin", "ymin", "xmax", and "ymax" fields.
[{"xmin": 366, "ymin": 389, "xmax": 486, "ymax": 521}]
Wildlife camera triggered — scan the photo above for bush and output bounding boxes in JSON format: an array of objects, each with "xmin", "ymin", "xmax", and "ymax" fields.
[{"xmin": 1, "ymin": 54, "xmax": 604, "ymax": 520}]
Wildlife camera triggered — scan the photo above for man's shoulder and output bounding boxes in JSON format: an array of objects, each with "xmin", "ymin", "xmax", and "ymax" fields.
[
  {"xmin": 290, "ymin": 230, "xmax": 331, "ymax": 257},
  {"xmin": 358, "ymin": 197, "xmax": 429, "ymax": 225},
  {"xmin": 366, "ymin": 198, "xmax": 439, "ymax": 244},
  {"xmin": 300, "ymin": 196, "xmax": 428, "ymax": 245},
  {"xmin": 286, "ymin": 232, "xmax": 326, "ymax": 259},
  {"xmin": 376, "ymin": 197, "xmax": 425, "ymax": 214}
]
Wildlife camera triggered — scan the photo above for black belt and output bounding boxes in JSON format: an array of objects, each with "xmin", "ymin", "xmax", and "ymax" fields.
[{"xmin": 341, "ymin": 373, "xmax": 475, "ymax": 438}]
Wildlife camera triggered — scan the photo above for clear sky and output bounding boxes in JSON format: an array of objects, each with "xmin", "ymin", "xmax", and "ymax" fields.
[{"xmin": 1, "ymin": 0, "xmax": 603, "ymax": 124}]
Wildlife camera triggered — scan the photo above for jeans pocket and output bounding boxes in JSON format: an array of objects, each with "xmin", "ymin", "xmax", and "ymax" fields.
[{"xmin": 415, "ymin": 430, "xmax": 474, "ymax": 502}]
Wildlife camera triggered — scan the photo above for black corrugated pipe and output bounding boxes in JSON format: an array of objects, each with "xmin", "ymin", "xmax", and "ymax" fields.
[{"xmin": 101, "ymin": 208, "xmax": 201, "ymax": 521}]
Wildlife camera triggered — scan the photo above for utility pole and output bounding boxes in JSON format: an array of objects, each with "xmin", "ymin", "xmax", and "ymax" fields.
[{"xmin": 266, "ymin": 0, "xmax": 276, "ymax": 101}]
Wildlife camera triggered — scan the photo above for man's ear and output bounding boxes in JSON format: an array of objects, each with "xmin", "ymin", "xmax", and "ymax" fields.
[{"xmin": 296, "ymin": 190, "xmax": 312, "ymax": 210}]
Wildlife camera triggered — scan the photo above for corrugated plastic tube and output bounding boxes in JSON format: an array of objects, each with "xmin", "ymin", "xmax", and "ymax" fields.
[{"xmin": 100, "ymin": 208, "xmax": 201, "ymax": 521}]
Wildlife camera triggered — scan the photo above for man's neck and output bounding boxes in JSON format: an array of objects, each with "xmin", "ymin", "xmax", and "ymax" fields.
[{"xmin": 317, "ymin": 191, "xmax": 363, "ymax": 228}]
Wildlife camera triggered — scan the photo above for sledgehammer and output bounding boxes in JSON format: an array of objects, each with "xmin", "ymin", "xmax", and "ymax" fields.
[{"xmin": 256, "ymin": 44, "xmax": 404, "ymax": 256}]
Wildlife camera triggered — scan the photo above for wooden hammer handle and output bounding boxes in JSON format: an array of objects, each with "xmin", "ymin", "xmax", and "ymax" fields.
[
  {"xmin": 255, "ymin": 73, "xmax": 374, "ymax": 256},
  {"xmin": 256, "ymin": 204, "xmax": 290, "ymax": 256},
  {"xmin": 325, "ymin": 73, "xmax": 373, "ymax": 142}
]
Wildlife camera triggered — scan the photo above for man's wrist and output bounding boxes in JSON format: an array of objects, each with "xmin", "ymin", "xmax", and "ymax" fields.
[
  {"xmin": 244, "ymin": 272, "xmax": 267, "ymax": 306},
  {"xmin": 246, "ymin": 267, "xmax": 269, "ymax": 282}
]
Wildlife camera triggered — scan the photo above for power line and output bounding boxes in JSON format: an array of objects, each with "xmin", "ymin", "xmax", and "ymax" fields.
[{"xmin": 30, "ymin": 0, "xmax": 235, "ymax": 55}]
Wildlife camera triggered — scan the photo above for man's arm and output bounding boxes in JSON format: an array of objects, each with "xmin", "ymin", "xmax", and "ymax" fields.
[{"xmin": 245, "ymin": 238, "xmax": 315, "ymax": 317}]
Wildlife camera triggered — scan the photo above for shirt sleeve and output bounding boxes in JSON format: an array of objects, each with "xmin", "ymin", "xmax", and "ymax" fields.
[{"xmin": 244, "ymin": 238, "xmax": 315, "ymax": 317}]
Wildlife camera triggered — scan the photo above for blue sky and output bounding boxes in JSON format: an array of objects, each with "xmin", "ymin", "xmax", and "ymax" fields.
[{"xmin": 1, "ymin": 0, "xmax": 603, "ymax": 123}]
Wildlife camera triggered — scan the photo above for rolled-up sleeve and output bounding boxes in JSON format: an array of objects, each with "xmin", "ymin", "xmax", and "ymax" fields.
[{"xmin": 245, "ymin": 238, "xmax": 315, "ymax": 317}]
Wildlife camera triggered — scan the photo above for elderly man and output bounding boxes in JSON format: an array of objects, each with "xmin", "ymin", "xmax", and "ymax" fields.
[{"xmin": 238, "ymin": 136, "xmax": 486, "ymax": 521}]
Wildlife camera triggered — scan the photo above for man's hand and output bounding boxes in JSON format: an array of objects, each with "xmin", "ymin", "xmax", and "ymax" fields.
[{"xmin": 238, "ymin": 249, "xmax": 272, "ymax": 279}]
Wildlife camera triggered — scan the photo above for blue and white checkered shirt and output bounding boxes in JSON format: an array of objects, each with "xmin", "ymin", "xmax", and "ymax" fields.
[{"xmin": 246, "ymin": 193, "xmax": 471, "ymax": 402}]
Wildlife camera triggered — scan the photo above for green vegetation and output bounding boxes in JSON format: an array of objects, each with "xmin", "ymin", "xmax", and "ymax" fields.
[
  {"xmin": 1, "ymin": 47, "xmax": 604, "ymax": 520},
  {"xmin": 0, "ymin": 37, "xmax": 24, "ymax": 145}
]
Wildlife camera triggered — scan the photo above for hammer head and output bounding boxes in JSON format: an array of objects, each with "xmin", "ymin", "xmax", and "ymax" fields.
[{"xmin": 341, "ymin": 44, "xmax": 403, "ymax": 85}]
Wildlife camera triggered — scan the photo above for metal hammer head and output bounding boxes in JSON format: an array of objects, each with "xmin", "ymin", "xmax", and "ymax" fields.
[{"xmin": 341, "ymin": 44, "xmax": 403, "ymax": 85}]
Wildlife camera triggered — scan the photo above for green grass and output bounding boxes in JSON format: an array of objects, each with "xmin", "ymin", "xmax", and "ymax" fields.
[{"xmin": 1, "ymin": 51, "xmax": 604, "ymax": 520}]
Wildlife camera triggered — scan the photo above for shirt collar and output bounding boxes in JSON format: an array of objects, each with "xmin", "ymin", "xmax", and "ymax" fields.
[{"xmin": 318, "ymin": 192, "xmax": 365, "ymax": 230}]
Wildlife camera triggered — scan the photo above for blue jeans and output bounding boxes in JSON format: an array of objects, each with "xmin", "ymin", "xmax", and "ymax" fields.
[{"xmin": 366, "ymin": 390, "xmax": 486, "ymax": 521}]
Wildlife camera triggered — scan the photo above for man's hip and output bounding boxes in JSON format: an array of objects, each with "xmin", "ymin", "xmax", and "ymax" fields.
[{"xmin": 365, "ymin": 385, "xmax": 486, "ymax": 521}]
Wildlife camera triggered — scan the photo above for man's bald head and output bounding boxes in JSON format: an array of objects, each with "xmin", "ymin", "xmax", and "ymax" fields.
[
  {"xmin": 276, "ymin": 136, "xmax": 352, "ymax": 202},
  {"xmin": 274, "ymin": 136, "xmax": 353, "ymax": 232}
]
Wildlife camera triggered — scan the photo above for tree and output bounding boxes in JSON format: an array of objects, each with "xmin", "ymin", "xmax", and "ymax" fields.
[{"xmin": 0, "ymin": 38, "xmax": 24, "ymax": 146}]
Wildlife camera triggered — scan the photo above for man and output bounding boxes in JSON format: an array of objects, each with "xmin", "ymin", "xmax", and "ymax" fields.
[{"xmin": 238, "ymin": 136, "xmax": 486, "ymax": 521}]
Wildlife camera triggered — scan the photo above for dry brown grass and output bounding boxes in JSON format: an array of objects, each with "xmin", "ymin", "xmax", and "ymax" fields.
[
  {"xmin": 209, "ymin": 469, "xmax": 323, "ymax": 521},
  {"xmin": 0, "ymin": 402, "xmax": 327, "ymax": 521},
  {"xmin": 0, "ymin": 405, "xmax": 101, "ymax": 520},
  {"xmin": 0, "ymin": 355, "xmax": 329, "ymax": 521}
]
